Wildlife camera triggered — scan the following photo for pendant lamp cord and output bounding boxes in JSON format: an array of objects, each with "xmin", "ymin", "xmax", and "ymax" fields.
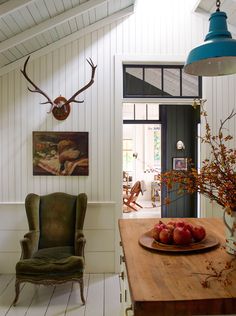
[{"xmin": 216, "ymin": 0, "xmax": 221, "ymax": 11}]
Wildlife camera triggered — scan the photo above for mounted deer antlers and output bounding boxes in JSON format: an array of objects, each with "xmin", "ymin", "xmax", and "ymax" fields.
[{"xmin": 21, "ymin": 55, "xmax": 97, "ymax": 120}]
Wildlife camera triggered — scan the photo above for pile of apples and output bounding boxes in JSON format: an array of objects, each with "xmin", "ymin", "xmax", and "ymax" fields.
[{"xmin": 152, "ymin": 220, "xmax": 206, "ymax": 245}]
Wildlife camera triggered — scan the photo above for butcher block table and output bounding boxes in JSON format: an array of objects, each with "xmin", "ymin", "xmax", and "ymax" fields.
[{"xmin": 118, "ymin": 218, "xmax": 236, "ymax": 316}]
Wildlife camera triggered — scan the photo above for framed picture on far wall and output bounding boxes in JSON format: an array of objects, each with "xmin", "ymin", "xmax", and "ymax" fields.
[
  {"xmin": 33, "ymin": 131, "xmax": 89, "ymax": 176},
  {"xmin": 173, "ymin": 157, "xmax": 188, "ymax": 171}
]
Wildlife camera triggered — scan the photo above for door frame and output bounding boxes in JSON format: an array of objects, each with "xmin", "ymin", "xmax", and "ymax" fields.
[{"xmin": 114, "ymin": 54, "xmax": 199, "ymax": 272}]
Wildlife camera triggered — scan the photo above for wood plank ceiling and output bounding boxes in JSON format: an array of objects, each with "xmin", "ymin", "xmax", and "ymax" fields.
[
  {"xmin": 1, "ymin": 0, "xmax": 235, "ymax": 72},
  {"xmin": 195, "ymin": 0, "xmax": 236, "ymax": 30},
  {"xmin": 0, "ymin": 0, "xmax": 135, "ymax": 70}
]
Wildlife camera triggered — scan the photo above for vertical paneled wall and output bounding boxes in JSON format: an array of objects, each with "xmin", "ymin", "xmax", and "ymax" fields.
[
  {"xmin": 201, "ymin": 75, "xmax": 236, "ymax": 217},
  {"xmin": 0, "ymin": 35, "xmax": 118, "ymax": 273},
  {"xmin": 0, "ymin": 0, "xmax": 236, "ymax": 272},
  {"xmin": 0, "ymin": 0, "xmax": 207, "ymax": 202},
  {"xmin": 0, "ymin": 40, "xmax": 115, "ymax": 202},
  {"xmin": 0, "ymin": 202, "xmax": 116, "ymax": 273}
]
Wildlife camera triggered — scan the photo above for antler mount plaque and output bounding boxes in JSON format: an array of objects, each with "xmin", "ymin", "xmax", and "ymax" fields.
[{"xmin": 21, "ymin": 56, "xmax": 97, "ymax": 120}]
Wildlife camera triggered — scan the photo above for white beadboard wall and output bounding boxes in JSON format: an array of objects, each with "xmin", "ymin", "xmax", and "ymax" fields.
[
  {"xmin": 0, "ymin": 202, "xmax": 116, "ymax": 273},
  {"xmin": 0, "ymin": 0, "xmax": 236, "ymax": 273}
]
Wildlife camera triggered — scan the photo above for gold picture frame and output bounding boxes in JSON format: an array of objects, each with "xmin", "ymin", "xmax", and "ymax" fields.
[{"xmin": 33, "ymin": 131, "xmax": 89, "ymax": 176}]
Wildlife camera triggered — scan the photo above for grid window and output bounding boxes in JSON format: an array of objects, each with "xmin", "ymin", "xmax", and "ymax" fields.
[{"xmin": 123, "ymin": 65, "xmax": 201, "ymax": 98}]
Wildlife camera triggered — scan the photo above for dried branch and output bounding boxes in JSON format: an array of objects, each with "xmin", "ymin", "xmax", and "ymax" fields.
[{"xmin": 192, "ymin": 255, "xmax": 236, "ymax": 288}]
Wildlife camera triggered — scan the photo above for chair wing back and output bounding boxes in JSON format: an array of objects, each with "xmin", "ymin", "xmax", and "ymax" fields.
[
  {"xmin": 25, "ymin": 192, "xmax": 87, "ymax": 250},
  {"xmin": 25, "ymin": 193, "xmax": 40, "ymax": 231}
]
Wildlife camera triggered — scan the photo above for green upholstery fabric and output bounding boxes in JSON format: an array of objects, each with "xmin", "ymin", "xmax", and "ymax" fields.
[
  {"xmin": 39, "ymin": 194, "xmax": 76, "ymax": 248},
  {"xmin": 16, "ymin": 246, "xmax": 84, "ymax": 275},
  {"xmin": 14, "ymin": 192, "xmax": 87, "ymax": 305}
]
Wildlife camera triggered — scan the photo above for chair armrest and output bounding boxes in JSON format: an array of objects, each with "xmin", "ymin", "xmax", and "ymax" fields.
[
  {"xmin": 20, "ymin": 230, "xmax": 39, "ymax": 259},
  {"xmin": 75, "ymin": 230, "xmax": 86, "ymax": 257}
]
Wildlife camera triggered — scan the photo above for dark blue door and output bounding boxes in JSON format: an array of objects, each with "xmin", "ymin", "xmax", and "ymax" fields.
[{"xmin": 160, "ymin": 104, "xmax": 200, "ymax": 218}]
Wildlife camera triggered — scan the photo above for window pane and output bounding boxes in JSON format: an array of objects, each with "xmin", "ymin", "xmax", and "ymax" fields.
[
  {"xmin": 144, "ymin": 124, "xmax": 161, "ymax": 173},
  {"xmin": 153, "ymin": 126, "xmax": 161, "ymax": 171},
  {"xmin": 125, "ymin": 67, "xmax": 143, "ymax": 95},
  {"xmin": 123, "ymin": 103, "xmax": 134, "ymax": 120},
  {"xmin": 163, "ymin": 68, "xmax": 180, "ymax": 96},
  {"xmin": 148, "ymin": 104, "xmax": 159, "ymax": 120},
  {"xmin": 144, "ymin": 68, "xmax": 162, "ymax": 95},
  {"xmin": 135, "ymin": 103, "xmax": 146, "ymax": 120},
  {"xmin": 123, "ymin": 139, "xmax": 132, "ymax": 150},
  {"xmin": 123, "ymin": 151, "xmax": 133, "ymax": 172},
  {"xmin": 182, "ymin": 72, "xmax": 199, "ymax": 96},
  {"xmin": 123, "ymin": 138, "xmax": 133, "ymax": 172}
]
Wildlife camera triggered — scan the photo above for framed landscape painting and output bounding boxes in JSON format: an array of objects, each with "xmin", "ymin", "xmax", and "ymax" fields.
[{"xmin": 33, "ymin": 131, "xmax": 89, "ymax": 176}]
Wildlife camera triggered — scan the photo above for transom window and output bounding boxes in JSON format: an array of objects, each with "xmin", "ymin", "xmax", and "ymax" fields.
[
  {"xmin": 123, "ymin": 103, "xmax": 159, "ymax": 121},
  {"xmin": 123, "ymin": 64, "xmax": 202, "ymax": 98}
]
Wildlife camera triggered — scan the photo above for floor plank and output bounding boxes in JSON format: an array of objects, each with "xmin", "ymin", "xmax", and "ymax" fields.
[
  {"xmin": 65, "ymin": 274, "xmax": 89, "ymax": 316},
  {"xmin": 84, "ymin": 274, "xmax": 104, "ymax": 316},
  {"xmin": 6, "ymin": 283, "xmax": 36, "ymax": 316},
  {"xmin": 104, "ymin": 274, "xmax": 121, "ymax": 316},
  {"xmin": 25, "ymin": 285, "xmax": 55, "ymax": 316},
  {"xmin": 0, "ymin": 275, "xmax": 14, "ymax": 296},
  {"xmin": 45, "ymin": 283, "xmax": 72, "ymax": 316},
  {"xmin": 0, "ymin": 277, "xmax": 15, "ymax": 316},
  {"xmin": 0, "ymin": 274, "xmax": 123, "ymax": 316}
]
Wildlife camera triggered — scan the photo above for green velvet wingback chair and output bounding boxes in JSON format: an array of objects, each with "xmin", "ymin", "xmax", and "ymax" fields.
[{"xmin": 13, "ymin": 192, "xmax": 87, "ymax": 305}]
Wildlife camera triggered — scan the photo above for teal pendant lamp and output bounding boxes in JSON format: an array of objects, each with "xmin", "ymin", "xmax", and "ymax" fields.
[{"xmin": 184, "ymin": 0, "xmax": 236, "ymax": 76}]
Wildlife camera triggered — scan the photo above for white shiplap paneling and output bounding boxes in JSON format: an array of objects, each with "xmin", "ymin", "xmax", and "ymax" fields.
[
  {"xmin": 0, "ymin": 0, "xmax": 236, "ymax": 274},
  {"xmin": 0, "ymin": 202, "xmax": 116, "ymax": 273}
]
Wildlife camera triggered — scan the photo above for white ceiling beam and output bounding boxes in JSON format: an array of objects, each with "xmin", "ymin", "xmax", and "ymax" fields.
[
  {"xmin": 0, "ymin": 0, "xmax": 107, "ymax": 54},
  {"xmin": 0, "ymin": 5, "xmax": 134, "ymax": 76},
  {"xmin": 0, "ymin": 0, "xmax": 35, "ymax": 18},
  {"xmin": 192, "ymin": 0, "xmax": 202, "ymax": 13}
]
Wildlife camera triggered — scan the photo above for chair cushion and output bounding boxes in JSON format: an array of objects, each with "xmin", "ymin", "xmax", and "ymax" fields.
[{"xmin": 16, "ymin": 246, "xmax": 84, "ymax": 275}]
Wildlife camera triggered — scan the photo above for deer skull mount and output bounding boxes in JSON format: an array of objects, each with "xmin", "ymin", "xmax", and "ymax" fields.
[{"xmin": 21, "ymin": 56, "xmax": 97, "ymax": 120}]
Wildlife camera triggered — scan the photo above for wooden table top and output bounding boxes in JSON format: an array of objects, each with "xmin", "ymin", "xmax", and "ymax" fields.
[{"xmin": 118, "ymin": 217, "xmax": 236, "ymax": 316}]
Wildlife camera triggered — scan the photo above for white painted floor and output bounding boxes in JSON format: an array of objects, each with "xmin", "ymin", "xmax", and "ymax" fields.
[
  {"xmin": 123, "ymin": 200, "xmax": 161, "ymax": 219},
  {"xmin": 0, "ymin": 274, "xmax": 122, "ymax": 316}
]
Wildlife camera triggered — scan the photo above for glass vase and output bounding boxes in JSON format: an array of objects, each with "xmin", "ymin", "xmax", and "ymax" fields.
[{"xmin": 223, "ymin": 209, "xmax": 236, "ymax": 255}]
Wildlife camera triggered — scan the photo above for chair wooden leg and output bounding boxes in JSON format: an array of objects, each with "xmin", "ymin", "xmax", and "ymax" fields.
[
  {"xmin": 134, "ymin": 201, "xmax": 143, "ymax": 208},
  {"xmin": 13, "ymin": 279, "xmax": 20, "ymax": 306},
  {"xmin": 123, "ymin": 201, "xmax": 138, "ymax": 211},
  {"xmin": 79, "ymin": 278, "xmax": 85, "ymax": 305}
]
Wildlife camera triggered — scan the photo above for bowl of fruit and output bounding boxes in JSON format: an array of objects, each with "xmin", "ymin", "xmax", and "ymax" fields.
[
  {"xmin": 152, "ymin": 220, "xmax": 206, "ymax": 245},
  {"xmin": 139, "ymin": 220, "xmax": 219, "ymax": 252}
]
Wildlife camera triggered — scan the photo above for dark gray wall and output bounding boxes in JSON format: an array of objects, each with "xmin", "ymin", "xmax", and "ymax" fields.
[{"xmin": 160, "ymin": 104, "xmax": 200, "ymax": 218}]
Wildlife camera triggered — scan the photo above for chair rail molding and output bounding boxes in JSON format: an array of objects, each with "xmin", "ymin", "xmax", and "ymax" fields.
[{"xmin": 0, "ymin": 201, "xmax": 116, "ymax": 206}]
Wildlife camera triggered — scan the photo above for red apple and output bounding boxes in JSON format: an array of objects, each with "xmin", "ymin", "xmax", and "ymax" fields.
[
  {"xmin": 184, "ymin": 223, "xmax": 194, "ymax": 234},
  {"xmin": 159, "ymin": 228, "xmax": 172, "ymax": 244},
  {"xmin": 158, "ymin": 220, "xmax": 167, "ymax": 230},
  {"xmin": 175, "ymin": 220, "xmax": 186, "ymax": 228},
  {"xmin": 167, "ymin": 220, "xmax": 176, "ymax": 227},
  {"xmin": 192, "ymin": 225, "xmax": 206, "ymax": 242},
  {"xmin": 173, "ymin": 226, "xmax": 192, "ymax": 245},
  {"xmin": 166, "ymin": 224, "xmax": 175, "ymax": 232},
  {"xmin": 152, "ymin": 221, "xmax": 166, "ymax": 241},
  {"xmin": 152, "ymin": 227, "xmax": 160, "ymax": 241}
]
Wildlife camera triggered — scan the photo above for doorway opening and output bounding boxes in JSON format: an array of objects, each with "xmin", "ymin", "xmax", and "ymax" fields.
[
  {"xmin": 122, "ymin": 102, "xmax": 200, "ymax": 218},
  {"xmin": 122, "ymin": 103, "xmax": 162, "ymax": 217}
]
